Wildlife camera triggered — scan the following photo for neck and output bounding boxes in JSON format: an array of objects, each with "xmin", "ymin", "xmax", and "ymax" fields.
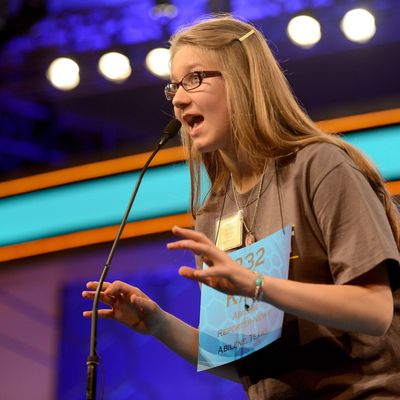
[{"xmin": 219, "ymin": 149, "xmax": 265, "ymax": 194}]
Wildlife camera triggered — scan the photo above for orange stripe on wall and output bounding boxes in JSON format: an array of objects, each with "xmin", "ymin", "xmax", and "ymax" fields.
[
  {"xmin": 316, "ymin": 108, "xmax": 400, "ymax": 133},
  {"xmin": 0, "ymin": 213, "xmax": 194, "ymax": 263},
  {"xmin": 387, "ymin": 180, "xmax": 400, "ymax": 196},
  {"xmin": 1, "ymin": 108, "xmax": 399, "ymax": 198},
  {"xmin": 0, "ymin": 146, "xmax": 186, "ymax": 198}
]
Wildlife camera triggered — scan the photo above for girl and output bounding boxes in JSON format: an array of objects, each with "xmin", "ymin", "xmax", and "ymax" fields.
[{"xmin": 83, "ymin": 15, "xmax": 400, "ymax": 399}]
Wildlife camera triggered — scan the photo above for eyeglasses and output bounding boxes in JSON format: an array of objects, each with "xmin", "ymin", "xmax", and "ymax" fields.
[{"xmin": 164, "ymin": 71, "xmax": 222, "ymax": 101}]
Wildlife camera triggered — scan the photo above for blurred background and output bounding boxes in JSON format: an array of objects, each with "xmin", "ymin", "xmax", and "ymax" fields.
[
  {"xmin": 1, "ymin": 0, "xmax": 400, "ymax": 180},
  {"xmin": 0, "ymin": 0, "xmax": 399, "ymax": 399}
]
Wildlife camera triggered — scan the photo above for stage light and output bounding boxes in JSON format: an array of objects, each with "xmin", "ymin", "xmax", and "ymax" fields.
[
  {"xmin": 340, "ymin": 8, "xmax": 376, "ymax": 43},
  {"xmin": 47, "ymin": 57, "xmax": 80, "ymax": 91},
  {"xmin": 287, "ymin": 15, "xmax": 321, "ymax": 48},
  {"xmin": 98, "ymin": 52, "xmax": 132, "ymax": 82},
  {"xmin": 145, "ymin": 48, "xmax": 170, "ymax": 78},
  {"xmin": 149, "ymin": 1, "xmax": 178, "ymax": 21}
]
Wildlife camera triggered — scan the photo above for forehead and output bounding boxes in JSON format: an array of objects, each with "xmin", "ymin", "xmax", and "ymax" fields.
[{"xmin": 171, "ymin": 46, "xmax": 219, "ymax": 79}]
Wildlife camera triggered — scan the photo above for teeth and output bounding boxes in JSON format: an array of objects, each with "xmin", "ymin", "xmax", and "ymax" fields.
[{"xmin": 185, "ymin": 115, "xmax": 203, "ymax": 127}]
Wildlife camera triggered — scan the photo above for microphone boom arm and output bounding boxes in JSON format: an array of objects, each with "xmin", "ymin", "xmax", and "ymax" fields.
[{"xmin": 86, "ymin": 119, "xmax": 181, "ymax": 400}]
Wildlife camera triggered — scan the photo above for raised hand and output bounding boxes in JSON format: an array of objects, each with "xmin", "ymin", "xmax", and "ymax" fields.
[
  {"xmin": 82, "ymin": 280, "xmax": 164, "ymax": 336},
  {"xmin": 167, "ymin": 226, "xmax": 256, "ymax": 298}
]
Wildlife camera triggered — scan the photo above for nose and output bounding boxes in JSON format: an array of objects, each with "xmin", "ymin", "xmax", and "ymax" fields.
[{"xmin": 172, "ymin": 86, "xmax": 191, "ymax": 110}]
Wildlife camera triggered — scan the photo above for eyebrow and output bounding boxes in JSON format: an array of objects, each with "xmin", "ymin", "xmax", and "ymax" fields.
[{"xmin": 171, "ymin": 64, "xmax": 206, "ymax": 81}]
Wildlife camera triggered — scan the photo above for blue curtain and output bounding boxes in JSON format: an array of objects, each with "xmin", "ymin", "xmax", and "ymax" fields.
[{"xmin": 58, "ymin": 267, "xmax": 246, "ymax": 399}]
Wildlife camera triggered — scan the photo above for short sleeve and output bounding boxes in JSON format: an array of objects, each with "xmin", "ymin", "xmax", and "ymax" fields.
[{"xmin": 311, "ymin": 161, "xmax": 399, "ymax": 284}]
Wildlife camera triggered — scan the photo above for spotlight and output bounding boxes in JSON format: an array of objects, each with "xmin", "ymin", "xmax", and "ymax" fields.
[
  {"xmin": 149, "ymin": 1, "xmax": 178, "ymax": 21},
  {"xmin": 340, "ymin": 8, "xmax": 376, "ymax": 43},
  {"xmin": 98, "ymin": 52, "xmax": 132, "ymax": 82},
  {"xmin": 145, "ymin": 48, "xmax": 170, "ymax": 78},
  {"xmin": 287, "ymin": 15, "xmax": 321, "ymax": 48},
  {"xmin": 47, "ymin": 57, "xmax": 80, "ymax": 91}
]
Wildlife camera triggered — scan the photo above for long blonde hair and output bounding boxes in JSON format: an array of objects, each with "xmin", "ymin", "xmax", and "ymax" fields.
[{"xmin": 169, "ymin": 15, "xmax": 400, "ymax": 248}]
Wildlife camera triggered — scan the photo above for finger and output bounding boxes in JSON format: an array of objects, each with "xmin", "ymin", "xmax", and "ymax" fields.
[
  {"xmin": 178, "ymin": 266, "xmax": 199, "ymax": 280},
  {"xmin": 167, "ymin": 239, "xmax": 208, "ymax": 255},
  {"xmin": 179, "ymin": 266, "xmax": 216, "ymax": 287},
  {"xmin": 168, "ymin": 239, "xmax": 226, "ymax": 266},
  {"xmin": 105, "ymin": 282, "xmax": 152, "ymax": 305},
  {"xmin": 171, "ymin": 226, "xmax": 214, "ymax": 245},
  {"xmin": 103, "ymin": 280, "xmax": 136, "ymax": 297},
  {"xmin": 82, "ymin": 290, "xmax": 116, "ymax": 306},
  {"xmin": 83, "ymin": 309, "xmax": 114, "ymax": 319},
  {"xmin": 179, "ymin": 266, "xmax": 216, "ymax": 282},
  {"xmin": 180, "ymin": 265, "xmax": 234, "ymax": 280},
  {"xmin": 86, "ymin": 281, "xmax": 111, "ymax": 291},
  {"xmin": 82, "ymin": 290, "xmax": 94, "ymax": 299}
]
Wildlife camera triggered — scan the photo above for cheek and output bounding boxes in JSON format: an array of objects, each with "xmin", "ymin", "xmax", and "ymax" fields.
[{"xmin": 219, "ymin": 106, "xmax": 231, "ymax": 128}]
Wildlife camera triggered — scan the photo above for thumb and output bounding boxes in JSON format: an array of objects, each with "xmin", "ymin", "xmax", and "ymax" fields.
[{"xmin": 179, "ymin": 266, "xmax": 199, "ymax": 280}]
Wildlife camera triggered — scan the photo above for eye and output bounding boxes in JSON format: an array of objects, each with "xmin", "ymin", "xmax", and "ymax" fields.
[
  {"xmin": 184, "ymin": 72, "xmax": 201, "ymax": 88},
  {"xmin": 190, "ymin": 73, "xmax": 201, "ymax": 85},
  {"xmin": 165, "ymin": 83, "xmax": 178, "ymax": 97},
  {"xmin": 164, "ymin": 83, "xmax": 178, "ymax": 100}
]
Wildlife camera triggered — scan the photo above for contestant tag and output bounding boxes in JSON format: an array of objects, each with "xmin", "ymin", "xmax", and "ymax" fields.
[
  {"xmin": 198, "ymin": 225, "xmax": 293, "ymax": 372},
  {"xmin": 215, "ymin": 211, "xmax": 243, "ymax": 251}
]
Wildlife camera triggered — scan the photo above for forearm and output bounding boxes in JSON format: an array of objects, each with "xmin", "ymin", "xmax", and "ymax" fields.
[
  {"xmin": 261, "ymin": 271, "xmax": 393, "ymax": 336},
  {"xmin": 153, "ymin": 310, "xmax": 199, "ymax": 365},
  {"xmin": 153, "ymin": 311, "xmax": 240, "ymax": 382}
]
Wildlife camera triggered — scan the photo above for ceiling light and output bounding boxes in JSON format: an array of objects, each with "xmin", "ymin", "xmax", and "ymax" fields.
[
  {"xmin": 149, "ymin": 2, "xmax": 178, "ymax": 21},
  {"xmin": 340, "ymin": 8, "xmax": 376, "ymax": 43},
  {"xmin": 287, "ymin": 15, "xmax": 322, "ymax": 48},
  {"xmin": 98, "ymin": 52, "xmax": 132, "ymax": 82},
  {"xmin": 145, "ymin": 48, "xmax": 170, "ymax": 78},
  {"xmin": 47, "ymin": 57, "xmax": 80, "ymax": 91}
]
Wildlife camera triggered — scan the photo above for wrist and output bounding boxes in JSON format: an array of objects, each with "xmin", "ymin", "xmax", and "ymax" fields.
[
  {"xmin": 149, "ymin": 306, "xmax": 167, "ymax": 338},
  {"xmin": 254, "ymin": 273, "xmax": 264, "ymax": 302},
  {"xmin": 245, "ymin": 272, "xmax": 265, "ymax": 310}
]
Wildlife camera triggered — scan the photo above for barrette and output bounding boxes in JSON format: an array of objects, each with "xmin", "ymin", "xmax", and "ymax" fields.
[{"xmin": 238, "ymin": 29, "xmax": 255, "ymax": 42}]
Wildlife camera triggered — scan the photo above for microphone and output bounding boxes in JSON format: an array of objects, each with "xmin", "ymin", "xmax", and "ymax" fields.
[
  {"xmin": 86, "ymin": 118, "xmax": 181, "ymax": 400},
  {"xmin": 158, "ymin": 118, "xmax": 182, "ymax": 147}
]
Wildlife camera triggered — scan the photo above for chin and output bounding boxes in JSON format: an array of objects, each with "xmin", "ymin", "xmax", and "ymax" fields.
[{"xmin": 193, "ymin": 142, "xmax": 216, "ymax": 154}]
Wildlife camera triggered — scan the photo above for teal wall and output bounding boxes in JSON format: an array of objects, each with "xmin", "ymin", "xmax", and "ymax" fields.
[{"xmin": 1, "ymin": 125, "xmax": 399, "ymax": 247}]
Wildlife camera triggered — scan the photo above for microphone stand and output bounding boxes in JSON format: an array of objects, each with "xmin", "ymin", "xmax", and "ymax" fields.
[{"xmin": 86, "ymin": 119, "xmax": 181, "ymax": 400}]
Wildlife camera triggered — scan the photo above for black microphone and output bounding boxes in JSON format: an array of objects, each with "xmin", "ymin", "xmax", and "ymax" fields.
[
  {"xmin": 158, "ymin": 118, "xmax": 182, "ymax": 147},
  {"xmin": 86, "ymin": 118, "xmax": 181, "ymax": 400}
]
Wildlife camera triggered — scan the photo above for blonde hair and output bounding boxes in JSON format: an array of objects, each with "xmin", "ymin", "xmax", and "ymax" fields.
[{"xmin": 169, "ymin": 14, "xmax": 400, "ymax": 248}]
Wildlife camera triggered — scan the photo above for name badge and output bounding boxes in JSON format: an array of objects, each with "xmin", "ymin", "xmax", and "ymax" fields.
[{"xmin": 215, "ymin": 211, "xmax": 243, "ymax": 252}]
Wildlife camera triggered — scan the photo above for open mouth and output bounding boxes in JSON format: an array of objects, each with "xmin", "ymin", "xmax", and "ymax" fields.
[{"xmin": 186, "ymin": 115, "xmax": 204, "ymax": 128}]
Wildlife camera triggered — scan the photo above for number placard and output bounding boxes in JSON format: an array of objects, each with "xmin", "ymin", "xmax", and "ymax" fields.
[{"xmin": 197, "ymin": 225, "xmax": 292, "ymax": 371}]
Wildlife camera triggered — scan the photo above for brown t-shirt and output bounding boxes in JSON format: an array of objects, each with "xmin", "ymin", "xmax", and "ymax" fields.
[{"xmin": 195, "ymin": 143, "xmax": 400, "ymax": 399}]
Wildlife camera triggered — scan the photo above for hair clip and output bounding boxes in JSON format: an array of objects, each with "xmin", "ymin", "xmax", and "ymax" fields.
[{"xmin": 238, "ymin": 29, "xmax": 255, "ymax": 42}]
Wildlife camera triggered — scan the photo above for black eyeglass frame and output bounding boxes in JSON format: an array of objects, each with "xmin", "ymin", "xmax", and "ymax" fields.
[{"xmin": 164, "ymin": 70, "xmax": 222, "ymax": 101}]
